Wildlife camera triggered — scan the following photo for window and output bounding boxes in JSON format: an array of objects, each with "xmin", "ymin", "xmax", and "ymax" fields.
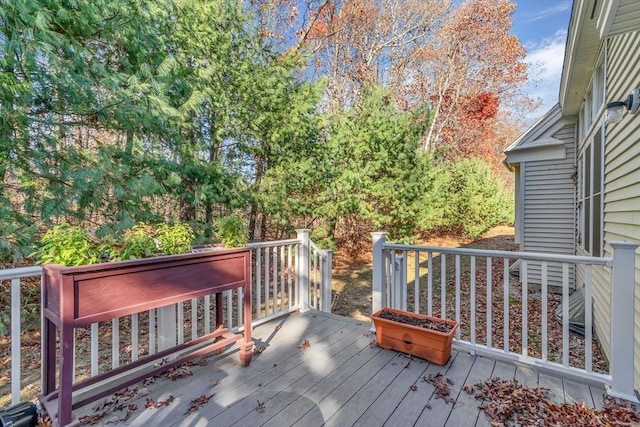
[
  {"xmin": 577, "ymin": 51, "xmax": 606, "ymax": 258},
  {"xmin": 578, "ymin": 127, "xmax": 603, "ymax": 257}
]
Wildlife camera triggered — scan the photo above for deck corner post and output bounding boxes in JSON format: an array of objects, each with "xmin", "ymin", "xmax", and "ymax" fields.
[
  {"xmin": 297, "ymin": 229, "xmax": 311, "ymax": 312},
  {"xmin": 372, "ymin": 232, "xmax": 388, "ymax": 316},
  {"xmin": 608, "ymin": 241, "xmax": 639, "ymax": 402},
  {"xmin": 321, "ymin": 250, "xmax": 333, "ymax": 313}
]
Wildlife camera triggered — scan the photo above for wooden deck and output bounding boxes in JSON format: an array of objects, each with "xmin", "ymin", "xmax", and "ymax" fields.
[{"xmin": 74, "ymin": 310, "xmax": 607, "ymax": 426}]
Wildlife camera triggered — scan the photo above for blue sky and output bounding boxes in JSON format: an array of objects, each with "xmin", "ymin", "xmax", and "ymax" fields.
[{"xmin": 511, "ymin": 0, "xmax": 573, "ymax": 121}]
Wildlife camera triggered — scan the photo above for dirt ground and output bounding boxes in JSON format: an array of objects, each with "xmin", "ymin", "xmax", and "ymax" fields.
[{"xmin": 331, "ymin": 225, "xmax": 517, "ymax": 321}]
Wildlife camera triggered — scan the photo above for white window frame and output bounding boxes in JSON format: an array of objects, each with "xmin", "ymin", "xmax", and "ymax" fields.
[{"xmin": 577, "ymin": 51, "xmax": 606, "ymax": 257}]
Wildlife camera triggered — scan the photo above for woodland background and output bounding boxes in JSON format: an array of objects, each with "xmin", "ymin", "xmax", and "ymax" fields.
[{"xmin": 0, "ymin": 0, "xmax": 539, "ymax": 262}]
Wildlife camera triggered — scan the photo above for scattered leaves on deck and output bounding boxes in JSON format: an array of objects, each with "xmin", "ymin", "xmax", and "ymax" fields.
[
  {"xmin": 92, "ymin": 387, "xmax": 149, "ymax": 413},
  {"xmin": 146, "ymin": 395, "xmax": 175, "ymax": 409},
  {"xmin": 256, "ymin": 400, "xmax": 266, "ymax": 413},
  {"xmin": 424, "ymin": 373, "xmax": 455, "ymax": 404},
  {"xmin": 409, "ymin": 384, "xmax": 418, "ymax": 391},
  {"xmin": 255, "ymin": 345, "xmax": 267, "ymax": 354},
  {"xmin": 185, "ymin": 394, "xmax": 216, "ymax": 415},
  {"xmin": 466, "ymin": 377, "xmax": 640, "ymax": 426},
  {"xmin": 79, "ymin": 412, "xmax": 108, "ymax": 425},
  {"xmin": 164, "ymin": 364, "xmax": 193, "ymax": 381},
  {"xmin": 37, "ymin": 417, "xmax": 52, "ymax": 427}
]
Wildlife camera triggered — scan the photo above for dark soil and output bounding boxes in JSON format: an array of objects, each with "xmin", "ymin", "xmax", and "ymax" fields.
[{"xmin": 378, "ymin": 308, "xmax": 455, "ymax": 333}]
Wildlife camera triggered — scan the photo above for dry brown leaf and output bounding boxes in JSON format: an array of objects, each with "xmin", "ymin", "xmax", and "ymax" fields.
[
  {"xmin": 298, "ymin": 339, "xmax": 310, "ymax": 350},
  {"xmin": 79, "ymin": 412, "xmax": 107, "ymax": 425},
  {"xmin": 185, "ymin": 394, "xmax": 215, "ymax": 415}
]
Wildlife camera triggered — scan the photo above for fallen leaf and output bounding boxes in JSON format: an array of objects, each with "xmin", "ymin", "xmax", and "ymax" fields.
[
  {"xmin": 185, "ymin": 394, "xmax": 215, "ymax": 415},
  {"xmin": 298, "ymin": 339, "xmax": 310, "ymax": 350},
  {"xmin": 256, "ymin": 400, "xmax": 266, "ymax": 414},
  {"xmin": 37, "ymin": 417, "xmax": 52, "ymax": 427},
  {"xmin": 79, "ymin": 412, "xmax": 107, "ymax": 425},
  {"xmin": 409, "ymin": 385, "xmax": 417, "ymax": 391}
]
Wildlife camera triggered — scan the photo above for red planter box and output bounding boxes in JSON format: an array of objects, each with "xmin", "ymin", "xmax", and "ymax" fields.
[{"xmin": 371, "ymin": 307, "xmax": 458, "ymax": 365}]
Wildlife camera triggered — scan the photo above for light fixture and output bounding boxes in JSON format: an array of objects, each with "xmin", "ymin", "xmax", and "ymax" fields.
[{"xmin": 606, "ymin": 87, "xmax": 639, "ymax": 124}]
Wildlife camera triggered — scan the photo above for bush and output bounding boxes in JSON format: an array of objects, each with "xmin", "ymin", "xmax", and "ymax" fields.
[
  {"xmin": 428, "ymin": 159, "xmax": 513, "ymax": 238},
  {"xmin": 32, "ymin": 223, "xmax": 103, "ymax": 266},
  {"xmin": 215, "ymin": 215, "xmax": 248, "ymax": 248},
  {"xmin": 155, "ymin": 223, "xmax": 195, "ymax": 255},
  {"xmin": 31, "ymin": 222, "xmax": 196, "ymax": 265}
]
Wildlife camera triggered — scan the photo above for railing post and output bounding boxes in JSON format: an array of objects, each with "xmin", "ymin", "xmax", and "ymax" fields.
[
  {"xmin": 372, "ymin": 232, "xmax": 387, "ymax": 315},
  {"xmin": 297, "ymin": 229, "xmax": 311, "ymax": 312},
  {"xmin": 608, "ymin": 241, "xmax": 639, "ymax": 402},
  {"xmin": 320, "ymin": 250, "xmax": 333, "ymax": 313}
]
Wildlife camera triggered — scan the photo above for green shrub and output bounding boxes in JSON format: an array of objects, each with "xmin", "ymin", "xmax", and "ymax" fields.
[
  {"xmin": 156, "ymin": 223, "xmax": 195, "ymax": 255},
  {"xmin": 32, "ymin": 223, "xmax": 102, "ymax": 266},
  {"xmin": 215, "ymin": 215, "xmax": 248, "ymax": 248},
  {"xmin": 119, "ymin": 224, "xmax": 158, "ymax": 260},
  {"xmin": 431, "ymin": 159, "xmax": 514, "ymax": 238}
]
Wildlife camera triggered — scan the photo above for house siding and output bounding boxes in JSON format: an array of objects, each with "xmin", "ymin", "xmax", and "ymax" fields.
[
  {"xmin": 522, "ymin": 124, "xmax": 576, "ymax": 287},
  {"xmin": 598, "ymin": 31, "xmax": 640, "ymax": 390}
]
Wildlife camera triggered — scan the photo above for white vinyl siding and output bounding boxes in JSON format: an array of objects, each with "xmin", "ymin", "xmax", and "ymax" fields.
[
  {"xmin": 522, "ymin": 124, "xmax": 576, "ymax": 287},
  {"xmin": 586, "ymin": 31, "xmax": 640, "ymax": 389},
  {"xmin": 604, "ymin": 31, "xmax": 640, "ymax": 390}
]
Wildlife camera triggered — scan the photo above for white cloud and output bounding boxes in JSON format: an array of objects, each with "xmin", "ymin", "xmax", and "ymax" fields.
[
  {"xmin": 525, "ymin": 1, "xmax": 572, "ymax": 22},
  {"xmin": 522, "ymin": 29, "xmax": 567, "ymax": 122}
]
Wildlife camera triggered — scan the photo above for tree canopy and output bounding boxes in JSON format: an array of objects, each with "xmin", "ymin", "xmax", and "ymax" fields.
[{"xmin": 0, "ymin": 0, "xmax": 521, "ymax": 261}]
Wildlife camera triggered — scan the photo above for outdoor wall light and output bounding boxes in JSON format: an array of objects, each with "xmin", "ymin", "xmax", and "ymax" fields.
[{"xmin": 606, "ymin": 87, "xmax": 639, "ymax": 124}]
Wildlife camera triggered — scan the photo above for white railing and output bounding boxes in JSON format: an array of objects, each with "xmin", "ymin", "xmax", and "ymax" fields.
[
  {"xmin": 0, "ymin": 229, "xmax": 332, "ymax": 408},
  {"xmin": 371, "ymin": 232, "xmax": 638, "ymax": 402}
]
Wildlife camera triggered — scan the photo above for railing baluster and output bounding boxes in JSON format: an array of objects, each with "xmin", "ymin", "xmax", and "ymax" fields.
[
  {"xmin": 132, "ymin": 313, "xmax": 139, "ymax": 362},
  {"xmin": 312, "ymin": 251, "xmax": 317, "ymax": 309},
  {"xmin": 112, "ymin": 318, "xmax": 119, "ymax": 369},
  {"xmin": 441, "ymin": 253, "xmax": 446, "ymax": 318},
  {"xmin": 280, "ymin": 245, "xmax": 285, "ymax": 311},
  {"xmin": 455, "ymin": 255, "xmax": 461, "ymax": 340},
  {"xmin": 265, "ymin": 247, "xmax": 270, "ymax": 316},
  {"xmin": 237, "ymin": 287, "xmax": 243, "ymax": 327},
  {"xmin": 585, "ymin": 264, "xmax": 593, "ymax": 372},
  {"xmin": 521, "ymin": 260, "xmax": 528, "ymax": 357},
  {"xmin": 486, "ymin": 257, "xmax": 492, "ymax": 349},
  {"xmin": 273, "ymin": 247, "xmax": 278, "ymax": 311},
  {"xmin": 562, "ymin": 262, "xmax": 569, "ymax": 367},
  {"xmin": 149, "ymin": 309, "xmax": 156, "ymax": 355},
  {"xmin": 204, "ymin": 295, "xmax": 210, "ymax": 334},
  {"xmin": 226, "ymin": 290, "xmax": 232, "ymax": 328},
  {"xmin": 73, "ymin": 331, "xmax": 76, "ymax": 383},
  {"xmin": 541, "ymin": 262, "xmax": 548, "ymax": 361},
  {"xmin": 177, "ymin": 302, "xmax": 184, "ymax": 345},
  {"xmin": 11, "ymin": 278, "xmax": 20, "ymax": 405},
  {"xmin": 470, "ymin": 256, "xmax": 476, "ymax": 346},
  {"xmin": 414, "ymin": 251, "xmax": 420, "ymax": 314},
  {"xmin": 191, "ymin": 298, "xmax": 198, "ymax": 341},
  {"xmin": 288, "ymin": 245, "xmax": 293, "ymax": 308},
  {"xmin": 91, "ymin": 323, "xmax": 99, "ymax": 375},
  {"xmin": 256, "ymin": 247, "xmax": 262, "ymax": 319},
  {"xmin": 503, "ymin": 258, "xmax": 509, "ymax": 352},
  {"xmin": 385, "ymin": 251, "xmax": 392, "ymax": 308},
  {"xmin": 427, "ymin": 252, "xmax": 433, "ymax": 316}
]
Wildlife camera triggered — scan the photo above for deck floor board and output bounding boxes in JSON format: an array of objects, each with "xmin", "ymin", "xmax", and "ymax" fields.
[{"xmin": 71, "ymin": 310, "xmax": 611, "ymax": 427}]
